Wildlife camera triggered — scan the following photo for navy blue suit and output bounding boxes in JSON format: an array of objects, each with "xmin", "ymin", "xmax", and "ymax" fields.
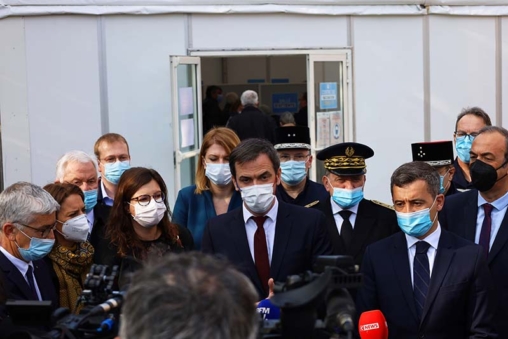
[
  {"xmin": 440, "ymin": 189, "xmax": 508, "ymax": 337},
  {"xmin": 357, "ymin": 230, "xmax": 496, "ymax": 339},
  {"xmin": 202, "ymin": 200, "xmax": 333, "ymax": 299},
  {"xmin": 0, "ymin": 251, "xmax": 58, "ymax": 337}
]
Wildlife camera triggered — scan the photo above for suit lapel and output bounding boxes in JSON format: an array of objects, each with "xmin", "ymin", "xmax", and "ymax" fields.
[
  {"xmin": 463, "ymin": 192, "xmax": 478, "ymax": 242},
  {"xmin": 0, "ymin": 252, "xmax": 34, "ymax": 300},
  {"xmin": 271, "ymin": 202, "xmax": 292, "ymax": 280},
  {"xmin": 349, "ymin": 200, "xmax": 375, "ymax": 258},
  {"xmin": 421, "ymin": 230, "xmax": 455, "ymax": 325},
  {"xmin": 391, "ymin": 233, "xmax": 419, "ymax": 323},
  {"xmin": 488, "ymin": 208, "xmax": 508, "ymax": 264}
]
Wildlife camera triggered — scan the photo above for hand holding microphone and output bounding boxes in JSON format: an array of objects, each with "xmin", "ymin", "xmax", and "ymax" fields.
[{"xmin": 358, "ymin": 310, "xmax": 388, "ymax": 339}]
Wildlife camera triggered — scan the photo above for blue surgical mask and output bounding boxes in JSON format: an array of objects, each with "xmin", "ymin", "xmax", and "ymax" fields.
[
  {"xmin": 439, "ymin": 169, "xmax": 451, "ymax": 194},
  {"xmin": 84, "ymin": 189, "xmax": 98, "ymax": 213},
  {"xmin": 396, "ymin": 199, "xmax": 437, "ymax": 237},
  {"xmin": 205, "ymin": 163, "xmax": 231, "ymax": 186},
  {"xmin": 16, "ymin": 229, "xmax": 55, "ymax": 262},
  {"xmin": 280, "ymin": 161, "xmax": 307, "ymax": 186},
  {"xmin": 104, "ymin": 161, "xmax": 130, "ymax": 185},
  {"xmin": 330, "ymin": 186, "xmax": 364, "ymax": 209},
  {"xmin": 455, "ymin": 136, "xmax": 474, "ymax": 163}
]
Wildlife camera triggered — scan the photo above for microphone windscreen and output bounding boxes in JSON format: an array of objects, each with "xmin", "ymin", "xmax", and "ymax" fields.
[
  {"xmin": 358, "ymin": 310, "xmax": 388, "ymax": 339},
  {"xmin": 256, "ymin": 298, "xmax": 281, "ymax": 320}
]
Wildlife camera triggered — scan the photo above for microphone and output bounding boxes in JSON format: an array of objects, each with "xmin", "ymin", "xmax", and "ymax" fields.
[
  {"xmin": 256, "ymin": 298, "xmax": 281, "ymax": 320},
  {"xmin": 358, "ymin": 310, "xmax": 388, "ymax": 339},
  {"xmin": 325, "ymin": 288, "xmax": 355, "ymax": 333},
  {"xmin": 88, "ymin": 296, "xmax": 123, "ymax": 316}
]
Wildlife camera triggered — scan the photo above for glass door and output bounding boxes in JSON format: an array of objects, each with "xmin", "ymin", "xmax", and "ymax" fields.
[
  {"xmin": 170, "ymin": 56, "xmax": 202, "ymax": 195},
  {"xmin": 307, "ymin": 53, "xmax": 351, "ymax": 182}
]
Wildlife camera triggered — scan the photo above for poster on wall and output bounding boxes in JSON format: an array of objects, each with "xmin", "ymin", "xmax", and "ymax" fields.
[
  {"xmin": 180, "ymin": 118, "xmax": 195, "ymax": 148},
  {"xmin": 319, "ymin": 82, "xmax": 338, "ymax": 110},
  {"xmin": 178, "ymin": 87, "xmax": 194, "ymax": 116},
  {"xmin": 272, "ymin": 93, "xmax": 299, "ymax": 114}
]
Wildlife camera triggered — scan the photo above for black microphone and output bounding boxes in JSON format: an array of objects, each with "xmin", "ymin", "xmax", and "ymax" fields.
[{"xmin": 325, "ymin": 288, "xmax": 355, "ymax": 333}]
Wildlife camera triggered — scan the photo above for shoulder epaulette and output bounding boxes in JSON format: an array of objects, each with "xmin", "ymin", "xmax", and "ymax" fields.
[
  {"xmin": 371, "ymin": 199, "xmax": 394, "ymax": 210},
  {"xmin": 304, "ymin": 200, "xmax": 320, "ymax": 208}
]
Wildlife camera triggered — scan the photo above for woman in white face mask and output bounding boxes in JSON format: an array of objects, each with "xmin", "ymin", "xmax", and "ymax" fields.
[
  {"xmin": 43, "ymin": 183, "xmax": 95, "ymax": 314},
  {"xmin": 173, "ymin": 127, "xmax": 243, "ymax": 250},
  {"xmin": 100, "ymin": 167, "xmax": 194, "ymax": 287}
]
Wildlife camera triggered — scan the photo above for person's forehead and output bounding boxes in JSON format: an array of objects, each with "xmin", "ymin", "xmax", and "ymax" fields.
[
  {"xmin": 64, "ymin": 161, "xmax": 97, "ymax": 177},
  {"xmin": 330, "ymin": 173, "xmax": 363, "ymax": 180},
  {"xmin": 277, "ymin": 149, "xmax": 308, "ymax": 155},
  {"xmin": 99, "ymin": 141, "xmax": 129, "ymax": 155},
  {"xmin": 392, "ymin": 180, "xmax": 432, "ymax": 199},
  {"xmin": 457, "ymin": 114, "xmax": 487, "ymax": 131},
  {"xmin": 472, "ymin": 132, "xmax": 505, "ymax": 151},
  {"xmin": 235, "ymin": 154, "xmax": 274, "ymax": 173}
]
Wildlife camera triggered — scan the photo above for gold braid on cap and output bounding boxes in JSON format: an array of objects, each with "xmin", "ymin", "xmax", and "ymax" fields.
[{"xmin": 324, "ymin": 156, "xmax": 366, "ymax": 170}]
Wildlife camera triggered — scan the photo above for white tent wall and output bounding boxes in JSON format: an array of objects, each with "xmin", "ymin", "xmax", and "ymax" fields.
[{"xmin": 0, "ymin": 9, "xmax": 506, "ymax": 203}]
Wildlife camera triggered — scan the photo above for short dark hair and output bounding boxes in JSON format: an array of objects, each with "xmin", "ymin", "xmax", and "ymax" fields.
[
  {"xmin": 391, "ymin": 161, "xmax": 440, "ymax": 198},
  {"xmin": 229, "ymin": 138, "xmax": 280, "ymax": 179},
  {"xmin": 206, "ymin": 85, "xmax": 222, "ymax": 98},
  {"xmin": 477, "ymin": 126, "xmax": 508, "ymax": 163},
  {"xmin": 120, "ymin": 252, "xmax": 259, "ymax": 339},
  {"xmin": 455, "ymin": 107, "xmax": 492, "ymax": 131}
]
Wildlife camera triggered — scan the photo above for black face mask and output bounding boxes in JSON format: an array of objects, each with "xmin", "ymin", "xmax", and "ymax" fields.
[{"xmin": 470, "ymin": 159, "xmax": 508, "ymax": 192}]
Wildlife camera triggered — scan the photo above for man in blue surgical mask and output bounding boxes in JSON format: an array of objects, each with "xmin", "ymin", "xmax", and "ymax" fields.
[
  {"xmin": 274, "ymin": 126, "xmax": 329, "ymax": 209},
  {"xmin": 316, "ymin": 142, "xmax": 399, "ymax": 266},
  {"xmin": 356, "ymin": 161, "xmax": 496, "ymax": 338},
  {"xmin": 411, "ymin": 141, "xmax": 458, "ymax": 197},
  {"xmin": 452, "ymin": 107, "xmax": 491, "ymax": 192}
]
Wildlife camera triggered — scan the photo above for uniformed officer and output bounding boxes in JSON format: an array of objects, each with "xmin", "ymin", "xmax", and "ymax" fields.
[
  {"xmin": 274, "ymin": 126, "xmax": 329, "ymax": 208},
  {"xmin": 411, "ymin": 141, "xmax": 458, "ymax": 197},
  {"xmin": 316, "ymin": 142, "xmax": 399, "ymax": 266}
]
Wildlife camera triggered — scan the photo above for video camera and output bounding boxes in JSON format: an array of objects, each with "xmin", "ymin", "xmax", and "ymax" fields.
[
  {"xmin": 259, "ymin": 255, "xmax": 363, "ymax": 339},
  {"xmin": 6, "ymin": 264, "xmax": 123, "ymax": 339}
]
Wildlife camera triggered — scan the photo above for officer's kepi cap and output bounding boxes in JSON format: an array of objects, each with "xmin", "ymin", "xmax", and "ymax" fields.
[
  {"xmin": 274, "ymin": 126, "xmax": 311, "ymax": 150},
  {"xmin": 317, "ymin": 142, "xmax": 374, "ymax": 176},
  {"xmin": 411, "ymin": 141, "xmax": 454, "ymax": 166}
]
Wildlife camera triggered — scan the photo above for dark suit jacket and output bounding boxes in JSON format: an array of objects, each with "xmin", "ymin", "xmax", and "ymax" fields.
[
  {"xmin": 0, "ymin": 252, "xmax": 58, "ymax": 337},
  {"xmin": 201, "ymin": 201, "xmax": 333, "ymax": 299},
  {"xmin": 357, "ymin": 230, "xmax": 497, "ymax": 339},
  {"xmin": 90, "ymin": 179, "xmax": 114, "ymax": 264},
  {"xmin": 316, "ymin": 198, "xmax": 399, "ymax": 266},
  {"xmin": 226, "ymin": 105, "xmax": 276, "ymax": 144},
  {"xmin": 440, "ymin": 189, "xmax": 508, "ymax": 337}
]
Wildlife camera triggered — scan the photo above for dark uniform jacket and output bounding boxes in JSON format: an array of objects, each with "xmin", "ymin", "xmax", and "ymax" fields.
[
  {"xmin": 90, "ymin": 179, "xmax": 114, "ymax": 265},
  {"xmin": 317, "ymin": 198, "xmax": 399, "ymax": 266},
  {"xmin": 452, "ymin": 158, "xmax": 475, "ymax": 191},
  {"xmin": 275, "ymin": 179, "xmax": 329, "ymax": 209},
  {"xmin": 226, "ymin": 105, "xmax": 276, "ymax": 144}
]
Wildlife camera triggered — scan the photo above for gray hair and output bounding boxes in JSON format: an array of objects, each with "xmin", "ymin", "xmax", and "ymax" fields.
[
  {"xmin": 120, "ymin": 252, "xmax": 259, "ymax": 339},
  {"xmin": 241, "ymin": 90, "xmax": 259, "ymax": 106},
  {"xmin": 279, "ymin": 112, "xmax": 296, "ymax": 126},
  {"xmin": 455, "ymin": 106, "xmax": 492, "ymax": 131},
  {"xmin": 477, "ymin": 125, "xmax": 508, "ymax": 163},
  {"xmin": 55, "ymin": 150, "xmax": 97, "ymax": 182},
  {"xmin": 0, "ymin": 182, "xmax": 60, "ymax": 228},
  {"xmin": 390, "ymin": 161, "xmax": 440, "ymax": 198},
  {"xmin": 229, "ymin": 138, "xmax": 280, "ymax": 179}
]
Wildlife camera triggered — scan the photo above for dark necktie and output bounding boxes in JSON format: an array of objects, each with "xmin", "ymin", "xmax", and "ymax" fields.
[
  {"xmin": 338, "ymin": 210, "xmax": 353, "ymax": 246},
  {"xmin": 252, "ymin": 216, "xmax": 270, "ymax": 295},
  {"xmin": 479, "ymin": 203, "xmax": 494, "ymax": 258},
  {"xmin": 26, "ymin": 265, "xmax": 38, "ymax": 300},
  {"xmin": 413, "ymin": 241, "xmax": 431, "ymax": 320}
]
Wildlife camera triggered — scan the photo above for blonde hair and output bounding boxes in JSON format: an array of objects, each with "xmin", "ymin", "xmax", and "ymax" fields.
[{"xmin": 195, "ymin": 127, "xmax": 240, "ymax": 194}]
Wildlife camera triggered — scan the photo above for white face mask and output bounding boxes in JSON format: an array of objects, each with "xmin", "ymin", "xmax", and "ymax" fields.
[
  {"xmin": 240, "ymin": 183, "xmax": 275, "ymax": 214},
  {"xmin": 131, "ymin": 199, "xmax": 167, "ymax": 228},
  {"xmin": 56, "ymin": 214, "xmax": 89, "ymax": 243},
  {"xmin": 205, "ymin": 163, "xmax": 232, "ymax": 186}
]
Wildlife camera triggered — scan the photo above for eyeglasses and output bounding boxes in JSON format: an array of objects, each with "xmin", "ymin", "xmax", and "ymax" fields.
[
  {"xmin": 278, "ymin": 153, "xmax": 310, "ymax": 162},
  {"xmin": 15, "ymin": 222, "xmax": 57, "ymax": 238},
  {"xmin": 99, "ymin": 155, "xmax": 130, "ymax": 164},
  {"xmin": 130, "ymin": 192, "xmax": 165, "ymax": 206},
  {"xmin": 455, "ymin": 131, "xmax": 479, "ymax": 139}
]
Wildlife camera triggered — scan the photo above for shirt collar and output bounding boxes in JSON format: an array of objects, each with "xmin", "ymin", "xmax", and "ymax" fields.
[
  {"xmin": 477, "ymin": 190, "xmax": 508, "ymax": 210},
  {"xmin": 242, "ymin": 197, "xmax": 279, "ymax": 224},
  {"xmin": 100, "ymin": 180, "xmax": 114, "ymax": 201},
  {"xmin": 0, "ymin": 246, "xmax": 31, "ymax": 275},
  {"xmin": 405, "ymin": 223, "xmax": 441, "ymax": 250},
  {"xmin": 330, "ymin": 196, "xmax": 360, "ymax": 215}
]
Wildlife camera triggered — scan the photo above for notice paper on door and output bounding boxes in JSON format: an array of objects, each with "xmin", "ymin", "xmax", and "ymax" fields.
[
  {"xmin": 316, "ymin": 111, "xmax": 343, "ymax": 149},
  {"xmin": 180, "ymin": 118, "xmax": 195, "ymax": 148}
]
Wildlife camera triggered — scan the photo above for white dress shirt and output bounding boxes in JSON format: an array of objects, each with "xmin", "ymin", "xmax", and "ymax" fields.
[
  {"xmin": 475, "ymin": 191, "xmax": 508, "ymax": 249},
  {"xmin": 330, "ymin": 197, "xmax": 360, "ymax": 234},
  {"xmin": 100, "ymin": 180, "xmax": 114, "ymax": 207},
  {"xmin": 243, "ymin": 198, "xmax": 278, "ymax": 265},
  {"xmin": 405, "ymin": 224, "xmax": 441, "ymax": 287},
  {"xmin": 0, "ymin": 246, "xmax": 42, "ymax": 300}
]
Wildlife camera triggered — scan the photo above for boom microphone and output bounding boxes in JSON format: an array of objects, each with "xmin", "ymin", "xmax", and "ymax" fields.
[{"xmin": 358, "ymin": 310, "xmax": 388, "ymax": 339}]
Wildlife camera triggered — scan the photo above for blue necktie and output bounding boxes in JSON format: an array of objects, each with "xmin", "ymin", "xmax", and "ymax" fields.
[
  {"xmin": 26, "ymin": 265, "xmax": 39, "ymax": 300},
  {"xmin": 413, "ymin": 241, "xmax": 431, "ymax": 320}
]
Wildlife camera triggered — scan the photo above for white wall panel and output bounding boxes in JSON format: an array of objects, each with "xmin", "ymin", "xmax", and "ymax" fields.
[
  {"xmin": 192, "ymin": 14, "xmax": 348, "ymax": 50},
  {"xmin": 24, "ymin": 16, "xmax": 102, "ymax": 186},
  {"xmin": 429, "ymin": 16, "xmax": 496, "ymax": 139},
  {"xmin": 502, "ymin": 18, "xmax": 508, "ymax": 127},
  {"xmin": 354, "ymin": 16, "xmax": 424, "ymax": 203},
  {"xmin": 0, "ymin": 18, "xmax": 32, "ymax": 187},
  {"xmin": 104, "ymin": 15, "xmax": 187, "ymax": 205}
]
